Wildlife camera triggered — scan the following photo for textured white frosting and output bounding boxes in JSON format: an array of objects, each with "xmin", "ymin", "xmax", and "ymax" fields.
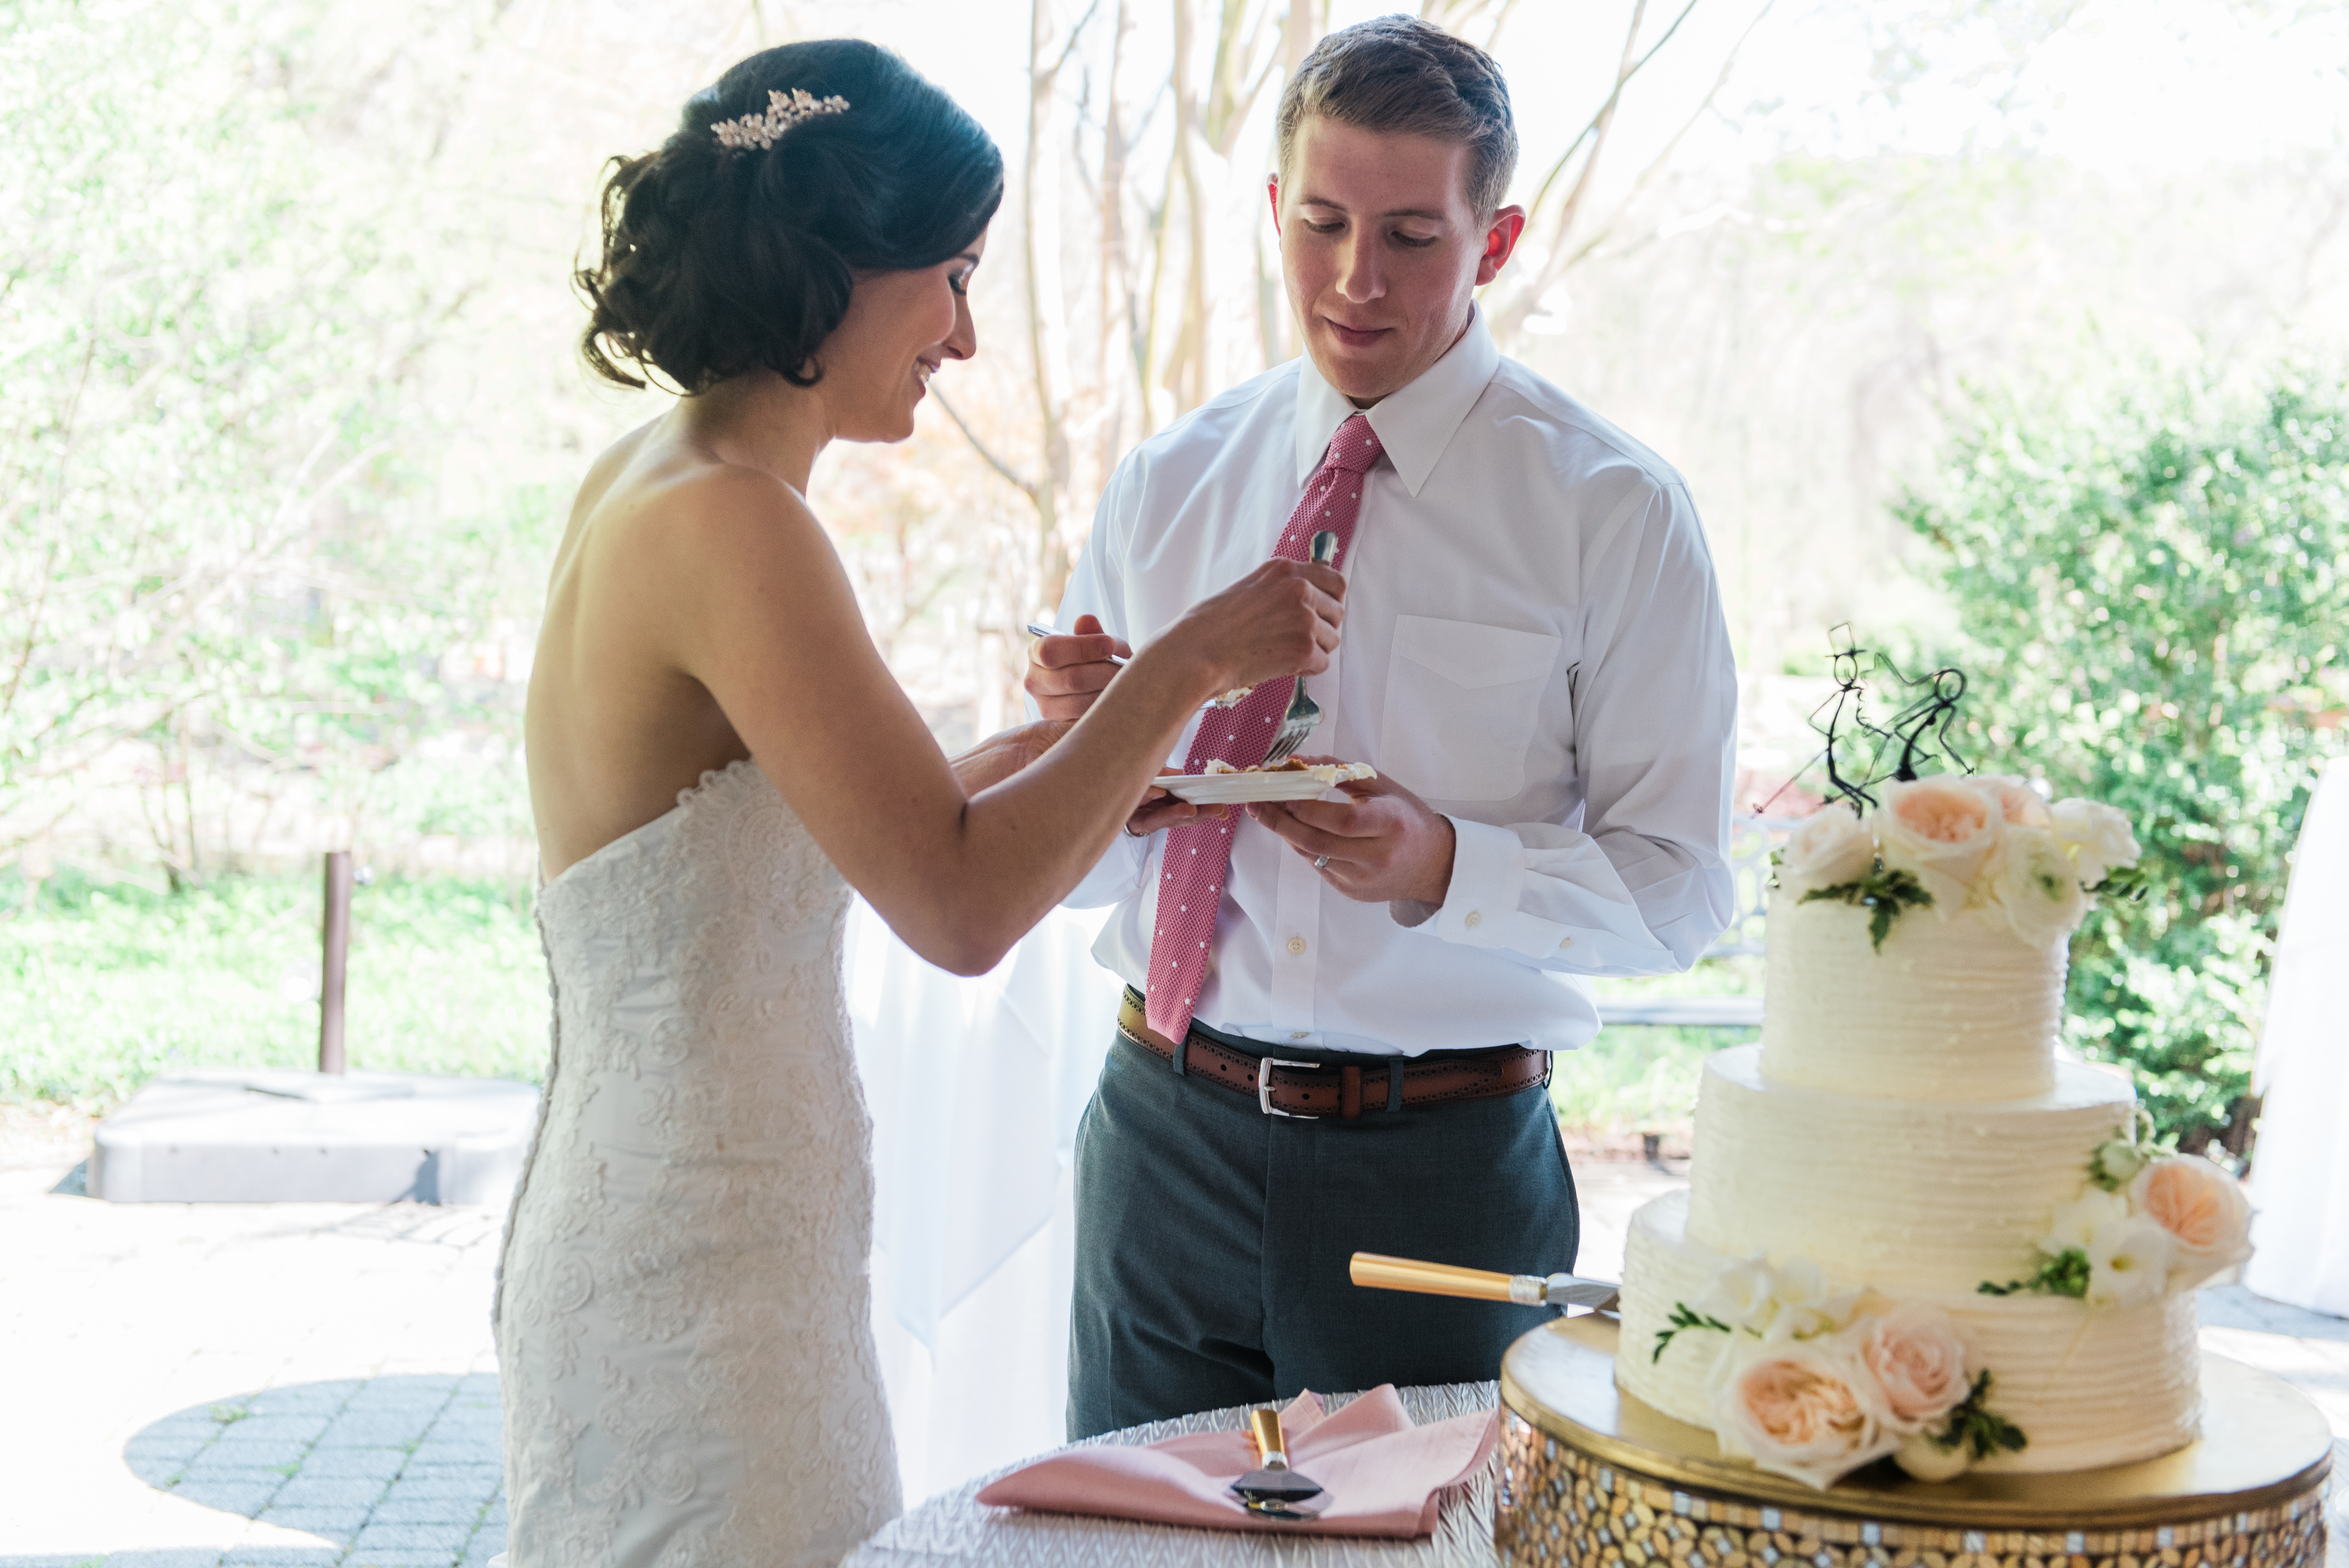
[
  {"xmin": 1685, "ymin": 1045, "xmax": 2137, "ymax": 1293},
  {"xmin": 1617, "ymin": 1192, "xmax": 2202, "ymax": 1474},
  {"xmin": 1761, "ymin": 887, "xmax": 2067, "ymax": 1102}
]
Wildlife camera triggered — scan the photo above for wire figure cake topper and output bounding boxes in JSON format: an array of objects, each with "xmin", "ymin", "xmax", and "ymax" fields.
[{"xmin": 1781, "ymin": 627, "xmax": 1974, "ymax": 814}]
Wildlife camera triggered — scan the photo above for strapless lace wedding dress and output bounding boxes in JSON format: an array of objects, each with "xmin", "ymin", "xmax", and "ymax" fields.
[{"xmin": 495, "ymin": 759, "xmax": 899, "ymax": 1566}]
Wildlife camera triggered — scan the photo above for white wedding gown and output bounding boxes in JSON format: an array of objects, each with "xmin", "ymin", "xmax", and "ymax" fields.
[{"xmin": 495, "ymin": 759, "xmax": 900, "ymax": 1566}]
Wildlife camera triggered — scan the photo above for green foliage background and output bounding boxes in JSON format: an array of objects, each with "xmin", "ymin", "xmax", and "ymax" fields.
[
  {"xmin": 0, "ymin": 0, "xmax": 567, "ymax": 872},
  {"xmin": 1900, "ymin": 371, "xmax": 2349, "ymax": 1146},
  {"xmin": 1, "ymin": 870, "xmax": 546, "ymax": 1107}
]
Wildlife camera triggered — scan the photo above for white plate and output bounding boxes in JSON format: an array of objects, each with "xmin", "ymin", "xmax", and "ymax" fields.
[{"xmin": 1156, "ymin": 763, "xmax": 1377, "ymax": 804}]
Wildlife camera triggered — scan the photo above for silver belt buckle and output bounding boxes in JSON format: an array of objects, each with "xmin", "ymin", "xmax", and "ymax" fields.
[{"xmin": 1258, "ymin": 1057, "xmax": 1322, "ymax": 1119}]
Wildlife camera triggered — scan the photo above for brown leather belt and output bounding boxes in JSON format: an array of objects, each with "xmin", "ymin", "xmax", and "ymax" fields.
[{"xmin": 1116, "ymin": 990, "xmax": 1548, "ymax": 1122}]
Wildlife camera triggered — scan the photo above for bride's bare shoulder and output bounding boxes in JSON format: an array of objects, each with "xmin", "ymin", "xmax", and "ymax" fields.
[{"xmin": 583, "ymin": 431, "xmax": 831, "ymax": 584}]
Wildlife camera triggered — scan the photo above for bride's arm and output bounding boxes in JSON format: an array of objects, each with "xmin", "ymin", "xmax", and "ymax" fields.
[{"xmin": 650, "ymin": 472, "xmax": 1339, "ymax": 975}]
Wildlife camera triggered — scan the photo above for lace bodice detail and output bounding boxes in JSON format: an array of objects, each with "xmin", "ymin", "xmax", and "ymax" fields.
[{"xmin": 497, "ymin": 759, "xmax": 898, "ymax": 1566}]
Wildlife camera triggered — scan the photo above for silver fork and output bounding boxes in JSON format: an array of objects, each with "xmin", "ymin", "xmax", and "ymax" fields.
[
  {"xmin": 1021, "ymin": 623, "xmax": 1247, "ymax": 710},
  {"xmin": 1260, "ymin": 530, "xmax": 1340, "ymax": 767}
]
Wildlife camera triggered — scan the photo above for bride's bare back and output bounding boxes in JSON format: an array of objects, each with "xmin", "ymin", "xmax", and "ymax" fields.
[{"xmin": 528, "ymin": 421, "xmax": 750, "ymax": 882}]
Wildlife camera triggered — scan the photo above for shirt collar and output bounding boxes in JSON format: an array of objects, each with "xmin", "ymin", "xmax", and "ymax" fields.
[{"xmin": 1291, "ymin": 303, "xmax": 1501, "ymax": 497}]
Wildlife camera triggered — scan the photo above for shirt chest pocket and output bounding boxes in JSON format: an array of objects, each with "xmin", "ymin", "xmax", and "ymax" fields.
[{"xmin": 1378, "ymin": 616, "xmax": 1563, "ymax": 802}]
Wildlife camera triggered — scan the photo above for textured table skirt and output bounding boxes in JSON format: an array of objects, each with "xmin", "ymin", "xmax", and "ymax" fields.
[{"xmin": 846, "ymin": 1382, "xmax": 1502, "ymax": 1567}]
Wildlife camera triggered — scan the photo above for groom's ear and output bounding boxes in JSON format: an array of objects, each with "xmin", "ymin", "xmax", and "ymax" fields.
[{"xmin": 1476, "ymin": 205, "xmax": 1527, "ymax": 287}]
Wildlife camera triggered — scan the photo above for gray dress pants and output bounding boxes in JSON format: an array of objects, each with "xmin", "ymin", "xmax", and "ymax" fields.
[{"xmin": 1067, "ymin": 1002, "xmax": 1581, "ymax": 1438}]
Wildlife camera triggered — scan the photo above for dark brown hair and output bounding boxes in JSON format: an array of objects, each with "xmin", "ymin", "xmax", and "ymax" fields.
[
  {"xmin": 1274, "ymin": 16, "xmax": 1518, "ymax": 217},
  {"xmin": 577, "ymin": 39, "xmax": 1003, "ymax": 393}
]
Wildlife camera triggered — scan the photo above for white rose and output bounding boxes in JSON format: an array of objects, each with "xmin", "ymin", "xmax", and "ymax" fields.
[
  {"xmin": 1975, "ymin": 774, "xmax": 2054, "ymax": 829},
  {"xmin": 1711, "ymin": 1337, "xmax": 1899, "ymax": 1490},
  {"xmin": 2042, "ymin": 1188, "xmax": 2131, "ymax": 1254},
  {"xmin": 1983, "ymin": 825, "xmax": 2091, "ymax": 945},
  {"xmin": 1856, "ymin": 1303, "xmax": 1973, "ymax": 1433},
  {"xmin": 2130, "ymin": 1156, "xmax": 2254, "ymax": 1288},
  {"xmin": 1764, "ymin": 1256, "xmax": 1855, "ymax": 1341},
  {"xmin": 1696, "ymin": 1254, "xmax": 1779, "ymax": 1334},
  {"xmin": 2051, "ymin": 798, "xmax": 2142, "ymax": 888},
  {"xmin": 1873, "ymin": 777, "xmax": 2003, "ymax": 916},
  {"xmin": 1779, "ymin": 807, "xmax": 1877, "ymax": 894},
  {"xmin": 2085, "ymin": 1216, "xmax": 2176, "ymax": 1308}
]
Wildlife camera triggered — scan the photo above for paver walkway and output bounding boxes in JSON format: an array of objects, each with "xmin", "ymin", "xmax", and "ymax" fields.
[{"xmin": 2, "ymin": 1127, "xmax": 2342, "ymax": 1566}]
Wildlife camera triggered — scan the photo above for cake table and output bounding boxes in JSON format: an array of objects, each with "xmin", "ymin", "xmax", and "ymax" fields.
[{"xmin": 1496, "ymin": 1314, "xmax": 2335, "ymax": 1568}]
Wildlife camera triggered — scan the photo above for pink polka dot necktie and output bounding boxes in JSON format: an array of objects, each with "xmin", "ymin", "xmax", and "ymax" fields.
[{"xmin": 1143, "ymin": 413, "xmax": 1385, "ymax": 1044}]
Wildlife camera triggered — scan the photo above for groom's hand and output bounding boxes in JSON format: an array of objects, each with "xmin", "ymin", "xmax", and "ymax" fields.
[
  {"xmin": 1247, "ymin": 761, "xmax": 1455, "ymax": 905},
  {"xmin": 1025, "ymin": 613, "xmax": 1130, "ymax": 720}
]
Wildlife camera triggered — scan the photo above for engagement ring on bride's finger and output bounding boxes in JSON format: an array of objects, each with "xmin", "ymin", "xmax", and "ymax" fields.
[{"xmin": 1313, "ymin": 855, "xmax": 1330, "ymax": 870}]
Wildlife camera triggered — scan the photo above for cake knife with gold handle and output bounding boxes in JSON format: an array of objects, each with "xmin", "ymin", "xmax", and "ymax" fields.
[
  {"xmin": 1228, "ymin": 1407, "xmax": 1328, "ymax": 1518},
  {"xmin": 1349, "ymin": 1252, "xmax": 1621, "ymax": 1313}
]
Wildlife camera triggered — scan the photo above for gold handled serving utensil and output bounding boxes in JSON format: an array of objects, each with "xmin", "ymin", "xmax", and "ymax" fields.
[
  {"xmin": 1349, "ymin": 1251, "xmax": 1621, "ymax": 1313},
  {"xmin": 1229, "ymin": 1406, "xmax": 1328, "ymax": 1518}
]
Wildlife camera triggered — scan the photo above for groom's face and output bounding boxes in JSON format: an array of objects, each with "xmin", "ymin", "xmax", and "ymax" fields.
[{"xmin": 1271, "ymin": 116, "xmax": 1524, "ymax": 408}]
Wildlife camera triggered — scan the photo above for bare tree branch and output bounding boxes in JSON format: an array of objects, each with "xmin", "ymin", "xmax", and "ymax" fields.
[{"xmin": 931, "ymin": 386, "xmax": 1041, "ymax": 501}]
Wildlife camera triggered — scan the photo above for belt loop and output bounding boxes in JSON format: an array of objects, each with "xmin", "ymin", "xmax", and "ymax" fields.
[
  {"xmin": 1387, "ymin": 1059, "xmax": 1404, "ymax": 1114},
  {"xmin": 1171, "ymin": 1029, "xmax": 1188, "ymax": 1077}
]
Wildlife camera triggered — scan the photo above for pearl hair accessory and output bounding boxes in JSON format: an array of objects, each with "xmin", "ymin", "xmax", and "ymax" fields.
[{"xmin": 711, "ymin": 87, "xmax": 850, "ymax": 151}]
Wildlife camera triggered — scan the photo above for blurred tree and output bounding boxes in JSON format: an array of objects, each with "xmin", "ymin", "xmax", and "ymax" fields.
[
  {"xmin": 0, "ymin": 0, "xmax": 544, "ymax": 877},
  {"xmin": 1900, "ymin": 372, "xmax": 2349, "ymax": 1149}
]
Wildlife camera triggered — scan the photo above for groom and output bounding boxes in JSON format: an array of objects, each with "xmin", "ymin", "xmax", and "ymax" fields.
[{"xmin": 1031, "ymin": 15, "xmax": 1737, "ymax": 1437}]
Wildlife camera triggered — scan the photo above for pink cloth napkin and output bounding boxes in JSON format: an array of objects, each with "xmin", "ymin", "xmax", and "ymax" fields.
[{"xmin": 974, "ymin": 1386, "xmax": 1496, "ymax": 1537}]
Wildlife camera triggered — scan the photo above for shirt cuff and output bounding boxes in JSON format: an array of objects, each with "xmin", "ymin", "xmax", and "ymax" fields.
[
  {"xmin": 1432, "ymin": 815, "xmax": 1580, "ymax": 960},
  {"xmin": 1435, "ymin": 816, "xmax": 1524, "ymax": 945}
]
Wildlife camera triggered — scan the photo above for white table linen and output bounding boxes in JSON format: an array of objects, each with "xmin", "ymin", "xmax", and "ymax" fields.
[
  {"xmin": 1053, "ymin": 305, "xmax": 1738, "ymax": 1058},
  {"xmin": 2244, "ymin": 756, "xmax": 2349, "ymax": 1316},
  {"xmin": 847, "ymin": 896, "xmax": 1126, "ymax": 1502}
]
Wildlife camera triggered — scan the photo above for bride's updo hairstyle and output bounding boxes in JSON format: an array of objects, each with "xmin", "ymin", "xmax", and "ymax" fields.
[{"xmin": 578, "ymin": 40, "xmax": 1003, "ymax": 393}]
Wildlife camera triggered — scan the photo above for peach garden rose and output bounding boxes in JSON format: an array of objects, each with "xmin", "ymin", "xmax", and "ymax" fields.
[
  {"xmin": 1974, "ymin": 774, "xmax": 2053, "ymax": 829},
  {"xmin": 1711, "ymin": 1341, "xmax": 1896, "ymax": 1489},
  {"xmin": 1872, "ymin": 777, "xmax": 2003, "ymax": 915},
  {"xmin": 2130, "ymin": 1155, "xmax": 2253, "ymax": 1287}
]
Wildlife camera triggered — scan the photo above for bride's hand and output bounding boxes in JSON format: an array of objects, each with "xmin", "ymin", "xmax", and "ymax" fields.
[
  {"xmin": 1146, "ymin": 557, "xmax": 1346, "ymax": 697},
  {"xmin": 950, "ymin": 718, "xmax": 1075, "ymax": 795}
]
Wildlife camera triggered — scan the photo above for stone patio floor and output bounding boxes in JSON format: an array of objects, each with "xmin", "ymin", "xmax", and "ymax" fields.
[{"xmin": 1, "ymin": 1116, "xmax": 2342, "ymax": 1567}]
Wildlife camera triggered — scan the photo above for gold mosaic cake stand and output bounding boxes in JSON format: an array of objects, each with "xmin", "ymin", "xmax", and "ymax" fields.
[{"xmin": 1495, "ymin": 1314, "xmax": 2334, "ymax": 1568}]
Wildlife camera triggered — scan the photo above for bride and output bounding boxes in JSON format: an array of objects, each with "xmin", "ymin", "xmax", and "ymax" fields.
[{"xmin": 497, "ymin": 37, "xmax": 1344, "ymax": 1568}]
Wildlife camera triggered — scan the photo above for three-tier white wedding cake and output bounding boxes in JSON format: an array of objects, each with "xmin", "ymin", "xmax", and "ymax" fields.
[{"xmin": 1613, "ymin": 775, "xmax": 2252, "ymax": 1490}]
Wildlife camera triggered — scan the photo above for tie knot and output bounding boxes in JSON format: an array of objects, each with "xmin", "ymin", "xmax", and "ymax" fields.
[{"xmin": 1323, "ymin": 413, "xmax": 1383, "ymax": 475}]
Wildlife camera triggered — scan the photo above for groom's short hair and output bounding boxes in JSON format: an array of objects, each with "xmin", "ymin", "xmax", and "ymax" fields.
[{"xmin": 1275, "ymin": 16, "xmax": 1518, "ymax": 218}]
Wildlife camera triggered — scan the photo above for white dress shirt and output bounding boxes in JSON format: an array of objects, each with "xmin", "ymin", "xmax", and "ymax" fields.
[{"xmin": 1055, "ymin": 307, "xmax": 1738, "ymax": 1057}]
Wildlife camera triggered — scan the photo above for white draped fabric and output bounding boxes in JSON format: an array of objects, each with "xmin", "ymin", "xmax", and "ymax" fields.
[
  {"xmin": 844, "ymin": 896, "xmax": 1127, "ymax": 1502},
  {"xmin": 2244, "ymin": 755, "xmax": 2349, "ymax": 1317}
]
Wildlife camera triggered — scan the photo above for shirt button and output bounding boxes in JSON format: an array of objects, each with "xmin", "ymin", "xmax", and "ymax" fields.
[
  {"xmin": 1287, "ymin": 936, "xmax": 1307, "ymax": 955},
  {"xmin": 1559, "ymin": 935, "xmax": 1574, "ymax": 949},
  {"xmin": 1464, "ymin": 911, "xmax": 1483, "ymax": 928},
  {"xmin": 1290, "ymin": 1031, "xmax": 1308, "ymax": 1041}
]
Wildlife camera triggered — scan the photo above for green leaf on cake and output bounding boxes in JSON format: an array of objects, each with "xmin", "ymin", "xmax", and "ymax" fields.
[
  {"xmin": 1932, "ymin": 1370, "xmax": 2029, "ymax": 1460},
  {"xmin": 1977, "ymin": 1246, "xmax": 2091, "ymax": 1300},
  {"xmin": 1652, "ymin": 1301, "xmax": 1734, "ymax": 1363},
  {"xmin": 1798, "ymin": 866, "xmax": 1936, "ymax": 951}
]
